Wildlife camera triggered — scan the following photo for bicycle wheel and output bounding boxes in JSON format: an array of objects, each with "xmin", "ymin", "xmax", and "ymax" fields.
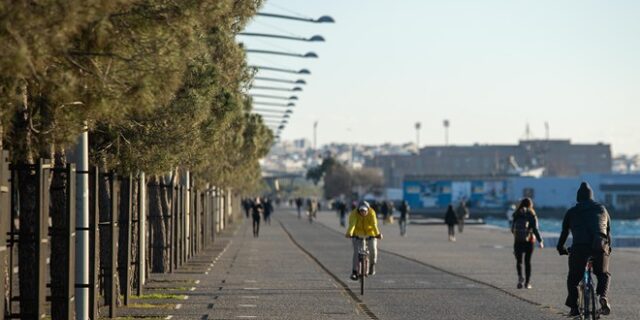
[
  {"xmin": 588, "ymin": 284, "xmax": 597, "ymax": 320},
  {"xmin": 578, "ymin": 283, "xmax": 585, "ymax": 319},
  {"xmin": 360, "ymin": 256, "xmax": 366, "ymax": 295},
  {"xmin": 583, "ymin": 283, "xmax": 591, "ymax": 320}
]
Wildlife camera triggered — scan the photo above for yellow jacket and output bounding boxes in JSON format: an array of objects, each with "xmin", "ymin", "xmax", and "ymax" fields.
[{"xmin": 346, "ymin": 208, "xmax": 381, "ymax": 237}]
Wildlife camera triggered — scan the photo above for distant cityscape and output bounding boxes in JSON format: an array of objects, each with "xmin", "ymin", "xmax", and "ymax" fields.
[
  {"xmin": 262, "ymin": 138, "xmax": 640, "ymax": 178},
  {"xmin": 262, "ymin": 139, "xmax": 640, "ymax": 217}
]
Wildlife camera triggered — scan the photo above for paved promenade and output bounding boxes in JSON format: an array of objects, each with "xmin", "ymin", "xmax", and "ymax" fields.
[{"xmin": 120, "ymin": 208, "xmax": 640, "ymax": 319}]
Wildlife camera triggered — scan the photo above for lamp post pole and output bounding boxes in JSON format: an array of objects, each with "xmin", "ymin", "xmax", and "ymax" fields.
[
  {"xmin": 443, "ymin": 119, "xmax": 450, "ymax": 146},
  {"xmin": 415, "ymin": 122, "xmax": 421, "ymax": 153}
]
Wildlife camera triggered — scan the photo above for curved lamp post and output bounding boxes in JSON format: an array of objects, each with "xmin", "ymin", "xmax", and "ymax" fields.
[
  {"xmin": 253, "ymin": 102, "xmax": 296, "ymax": 108},
  {"xmin": 254, "ymin": 108, "xmax": 293, "ymax": 114},
  {"xmin": 249, "ymin": 94, "xmax": 298, "ymax": 101},
  {"xmin": 251, "ymin": 86, "xmax": 303, "ymax": 92},
  {"xmin": 254, "ymin": 77, "xmax": 307, "ymax": 85},
  {"xmin": 250, "ymin": 66, "xmax": 311, "ymax": 75},
  {"xmin": 257, "ymin": 12, "xmax": 335, "ymax": 24},
  {"xmin": 246, "ymin": 49, "xmax": 318, "ymax": 59},
  {"xmin": 238, "ymin": 32, "xmax": 325, "ymax": 42}
]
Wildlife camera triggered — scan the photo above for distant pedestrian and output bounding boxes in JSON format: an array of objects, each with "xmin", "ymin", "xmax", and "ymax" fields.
[
  {"xmin": 242, "ymin": 198, "xmax": 252, "ymax": 219},
  {"xmin": 337, "ymin": 200, "xmax": 347, "ymax": 227},
  {"xmin": 444, "ymin": 205, "xmax": 458, "ymax": 241},
  {"xmin": 456, "ymin": 201, "xmax": 469, "ymax": 233},
  {"xmin": 506, "ymin": 203, "xmax": 516, "ymax": 224},
  {"xmin": 295, "ymin": 197, "xmax": 303, "ymax": 219},
  {"xmin": 251, "ymin": 198, "xmax": 264, "ymax": 237},
  {"xmin": 398, "ymin": 200, "xmax": 410, "ymax": 236},
  {"xmin": 307, "ymin": 198, "xmax": 318, "ymax": 223},
  {"xmin": 381, "ymin": 201, "xmax": 390, "ymax": 224},
  {"xmin": 511, "ymin": 197, "xmax": 544, "ymax": 289},
  {"xmin": 263, "ymin": 197, "xmax": 273, "ymax": 225}
]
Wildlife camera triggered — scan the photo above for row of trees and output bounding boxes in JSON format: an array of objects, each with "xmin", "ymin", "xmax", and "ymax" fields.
[{"xmin": 1, "ymin": 0, "xmax": 272, "ymax": 317}]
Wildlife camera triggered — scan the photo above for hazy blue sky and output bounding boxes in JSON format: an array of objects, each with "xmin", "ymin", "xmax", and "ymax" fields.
[{"xmin": 241, "ymin": 1, "xmax": 640, "ymax": 155}]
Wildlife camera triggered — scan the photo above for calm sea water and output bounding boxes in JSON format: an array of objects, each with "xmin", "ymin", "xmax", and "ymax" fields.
[{"xmin": 484, "ymin": 217, "xmax": 640, "ymax": 237}]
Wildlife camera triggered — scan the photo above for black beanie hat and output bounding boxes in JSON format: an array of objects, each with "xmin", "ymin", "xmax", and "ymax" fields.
[{"xmin": 576, "ymin": 182, "xmax": 593, "ymax": 202}]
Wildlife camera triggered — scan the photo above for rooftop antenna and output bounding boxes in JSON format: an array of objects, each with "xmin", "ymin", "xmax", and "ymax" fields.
[{"xmin": 525, "ymin": 122, "xmax": 531, "ymax": 140}]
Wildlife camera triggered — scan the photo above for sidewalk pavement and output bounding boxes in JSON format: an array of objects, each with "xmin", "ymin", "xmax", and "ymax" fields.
[{"xmin": 116, "ymin": 208, "xmax": 639, "ymax": 319}]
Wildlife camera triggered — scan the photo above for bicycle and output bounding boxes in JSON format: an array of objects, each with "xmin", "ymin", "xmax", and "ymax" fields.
[
  {"xmin": 577, "ymin": 257, "xmax": 599, "ymax": 320},
  {"xmin": 352, "ymin": 236, "xmax": 372, "ymax": 295},
  {"xmin": 564, "ymin": 248, "xmax": 600, "ymax": 320}
]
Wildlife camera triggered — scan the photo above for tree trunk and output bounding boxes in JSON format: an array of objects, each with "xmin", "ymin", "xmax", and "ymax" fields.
[
  {"xmin": 117, "ymin": 177, "xmax": 131, "ymax": 298},
  {"xmin": 98, "ymin": 171, "xmax": 121, "ymax": 307},
  {"xmin": 13, "ymin": 81, "xmax": 39, "ymax": 319},
  {"xmin": 160, "ymin": 175, "xmax": 173, "ymax": 270},
  {"xmin": 148, "ymin": 176, "xmax": 168, "ymax": 272},
  {"xmin": 130, "ymin": 180, "xmax": 139, "ymax": 293},
  {"xmin": 49, "ymin": 150, "xmax": 69, "ymax": 319}
]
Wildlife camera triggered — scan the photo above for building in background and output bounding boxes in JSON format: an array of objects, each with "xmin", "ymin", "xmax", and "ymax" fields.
[
  {"xmin": 368, "ymin": 139, "xmax": 612, "ymax": 188},
  {"xmin": 404, "ymin": 173, "xmax": 640, "ymax": 218}
]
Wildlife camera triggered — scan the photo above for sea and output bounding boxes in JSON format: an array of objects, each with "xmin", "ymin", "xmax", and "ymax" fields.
[{"xmin": 484, "ymin": 217, "xmax": 640, "ymax": 237}]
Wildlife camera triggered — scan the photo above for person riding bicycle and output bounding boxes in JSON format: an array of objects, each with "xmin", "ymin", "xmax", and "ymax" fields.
[
  {"xmin": 557, "ymin": 182, "xmax": 612, "ymax": 317},
  {"xmin": 345, "ymin": 201, "xmax": 383, "ymax": 281}
]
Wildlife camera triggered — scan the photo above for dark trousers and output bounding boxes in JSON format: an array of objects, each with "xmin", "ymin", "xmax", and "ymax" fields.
[
  {"xmin": 264, "ymin": 213, "xmax": 271, "ymax": 225},
  {"xmin": 447, "ymin": 224, "xmax": 455, "ymax": 236},
  {"xmin": 458, "ymin": 218, "xmax": 465, "ymax": 233},
  {"xmin": 252, "ymin": 215, "xmax": 260, "ymax": 237},
  {"xmin": 565, "ymin": 246, "xmax": 611, "ymax": 308},
  {"xmin": 244, "ymin": 208, "xmax": 250, "ymax": 218},
  {"xmin": 514, "ymin": 241, "xmax": 534, "ymax": 282}
]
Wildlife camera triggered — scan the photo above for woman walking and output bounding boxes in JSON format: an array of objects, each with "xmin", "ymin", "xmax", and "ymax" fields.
[
  {"xmin": 511, "ymin": 197, "xmax": 544, "ymax": 289},
  {"xmin": 444, "ymin": 204, "xmax": 458, "ymax": 241}
]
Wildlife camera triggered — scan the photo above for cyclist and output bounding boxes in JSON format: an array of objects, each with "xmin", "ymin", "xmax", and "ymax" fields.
[
  {"xmin": 345, "ymin": 201, "xmax": 383, "ymax": 281},
  {"xmin": 557, "ymin": 182, "xmax": 612, "ymax": 317}
]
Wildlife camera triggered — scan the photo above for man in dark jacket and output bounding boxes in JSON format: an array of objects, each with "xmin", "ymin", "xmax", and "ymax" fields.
[{"xmin": 557, "ymin": 182, "xmax": 612, "ymax": 317}]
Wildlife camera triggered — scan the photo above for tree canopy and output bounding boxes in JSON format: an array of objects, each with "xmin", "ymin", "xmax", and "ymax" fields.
[{"xmin": 0, "ymin": 0, "xmax": 272, "ymax": 191}]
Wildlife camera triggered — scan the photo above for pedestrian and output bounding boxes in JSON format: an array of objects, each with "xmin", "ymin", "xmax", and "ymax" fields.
[
  {"xmin": 444, "ymin": 204, "xmax": 458, "ymax": 241},
  {"xmin": 263, "ymin": 197, "xmax": 273, "ymax": 225},
  {"xmin": 456, "ymin": 200, "xmax": 469, "ymax": 233},
  {"xmin": 339, "ymin": 200, "xmax": 347, "ymax": 227},
  {"xmin": 295, "ymin": 197, "xmax": 303, "ymax": 219},
  {"xmin": 511, "ymin": 197, "xmax": 544, "ymax": 289},
  {"xmin": 556, "ymin": 182, "xmax": 612, "ymax": 316},
  {"xmin": 506, "ymin": 203, "xmax": 516, "ymax": 225},
  {"xmin": 242, "ymin": 198, "xmax": 252, "ymax": 219},
  {"xmin": 398, "ymin": 200, "xmax": 410, "ymax": 236},
  {"xmin": 251, "ymin": 197, "xmax": 264, "ymax": 237},
  {"xmin": 307, "ymin": 198, "xmax": 318, "ymax": 223},
  {"xmin": 381, "ymin": 201, "xmax": 390, "ymax": 224}
]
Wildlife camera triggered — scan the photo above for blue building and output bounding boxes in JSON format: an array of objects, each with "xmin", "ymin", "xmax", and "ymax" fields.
[{"xmin": 404, "ymin": 174, "xmax": 640, "ymax": 216}]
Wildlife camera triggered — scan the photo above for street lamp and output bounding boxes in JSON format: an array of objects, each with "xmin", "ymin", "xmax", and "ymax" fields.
[
  {"xmin": 245, "ymin": 49, "xmax": 318, "ymax": 59},
  {"xmin": 443, "ymin": 119, "xmax": 450, "ymax": 146},
  {"xmin": 415, "ymin": 122, "xmax": 421, "ymax": 153},
  {"xmin": 254, "ymin": 109, "xmax": 293, "ymax": 114},
  {"xmin": 249, "ymin": 94, "xmax": 298, "ymax": 101},
  {"xmin": 250, "ymin": 66, "xmax": 311, "ymax": 75},
  {"xmin": 253, "ymin": 102, "xmax": 296, "ymax": 108},
  {"xmin": 257, "ymin": 12, "xmax": 335, "ymax": 24},
  {"xmin": 251, "ymin": 85, "xmax": 303, "ymax": 92},
  {"xmin": 254, "ymin": 77, "xmax": 307, "ymax": 85},
  {"xmin": 238, "ymin": 32, "xmax": 325, "ymax": 42}
]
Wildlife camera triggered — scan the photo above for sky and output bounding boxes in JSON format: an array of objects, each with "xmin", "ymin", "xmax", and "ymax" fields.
[{"xmin": 240, "ymin": 0, "xmax": 640, "ymax": 155}]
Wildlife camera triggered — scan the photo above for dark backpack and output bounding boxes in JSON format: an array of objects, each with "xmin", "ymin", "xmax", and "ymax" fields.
[{"xmin": 513, "ymin": 213, "xmax": 530, "ymax": 242}]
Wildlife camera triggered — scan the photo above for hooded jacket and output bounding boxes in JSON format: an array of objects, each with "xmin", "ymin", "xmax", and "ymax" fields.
[
  {"xmin": 346, "ymin": 208, "xmax": 381, "ymax": 237},
  {"xmin": 557, "ymin": 182, "xmax": 611, "ymax": 249}
]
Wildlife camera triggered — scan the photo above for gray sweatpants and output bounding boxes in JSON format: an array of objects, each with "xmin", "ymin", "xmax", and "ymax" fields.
[{"xmin": 351, "ymin": 237, "xmax": 377, "ymax": 271}]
